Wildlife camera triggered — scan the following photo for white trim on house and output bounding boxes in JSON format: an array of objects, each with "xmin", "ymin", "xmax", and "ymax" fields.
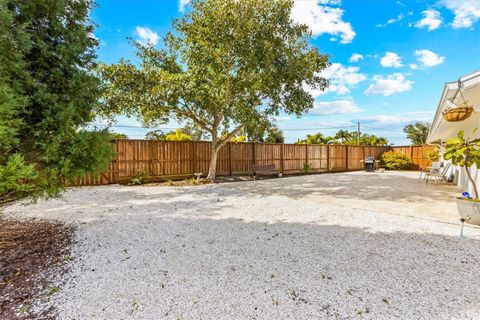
[
  {"xmin": 427, "ymin": 70, "xmax": 480, "ymax": 144},
  {"xmin": 427, "ymin": 70, "xmax": 480, "ymax": 195}
]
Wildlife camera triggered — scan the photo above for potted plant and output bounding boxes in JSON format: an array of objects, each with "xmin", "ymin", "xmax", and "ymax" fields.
[
  {"xmin": 444, "ymin": 129, "xmax": 480, "ymax": 225},
  {"xmin": 443, "ymin": 101, "xmax": 474, "ymax": 122},
  {"xmin": 277, "ymin": 168, "xmax": 283, "ymax": 178}
]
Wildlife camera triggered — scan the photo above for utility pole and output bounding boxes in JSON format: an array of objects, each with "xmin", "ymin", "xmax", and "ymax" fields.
[{"xmin": 357, "ymin": 122, "xmax": 360, "ymax": 146}]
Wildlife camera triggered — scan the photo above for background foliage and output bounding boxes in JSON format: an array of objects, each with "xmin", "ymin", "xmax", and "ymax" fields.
[
  {"xmin": 296, "ymin": 130, "xmax": 389, "ymax": 146},
  {"xmin": 403, "ymin": 122, "xmax": 430, "ymax": 145}
]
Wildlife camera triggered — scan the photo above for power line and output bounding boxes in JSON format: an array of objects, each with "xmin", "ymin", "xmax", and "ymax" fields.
[
  {"xmin": 87, "ymin": 123, "xmax": 179, "ymax": 130},
  {"xmin": 88, "ymin": 122, "xmax": 406, "ymax": 139},
  {"xmin": 362, "ymin": 125, "xmax": 402, "ymax": 133},
  {"xmin": 282, "ymin": 125, "xmax": 356, "ymax": 132},
  {"xmin": 88, "ymin": 123, "xmax": 360, "ymax": 132}
]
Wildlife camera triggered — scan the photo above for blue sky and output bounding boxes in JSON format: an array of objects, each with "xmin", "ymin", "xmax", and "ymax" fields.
[{"xmin": 91, "ymin": 0, "xmax": 480, "ymax": 145}]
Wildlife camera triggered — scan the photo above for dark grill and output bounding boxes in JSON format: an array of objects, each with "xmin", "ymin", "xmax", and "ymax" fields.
[{"xmin": 364, "ymin": 156, "xmax": 375, "ymax": 172}]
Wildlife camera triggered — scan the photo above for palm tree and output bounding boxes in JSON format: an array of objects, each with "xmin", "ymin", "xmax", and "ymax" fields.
[{"xmin": 335, "ymin": 130, "xmax": 353, "ymax": 144}]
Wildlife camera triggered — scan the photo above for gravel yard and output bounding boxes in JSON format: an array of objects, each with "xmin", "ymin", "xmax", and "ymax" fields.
[{"xmin": 4, "ymin": 171, "xmax": 480, "ymax": 319}]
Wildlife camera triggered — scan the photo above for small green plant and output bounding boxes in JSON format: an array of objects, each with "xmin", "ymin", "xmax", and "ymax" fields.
[
  {"xmin": 129, "ymin": 171, "xmax": 146, "ymax": 185},
  {"xmin": 165, "ymin": 178, "xmax": 174, "ymax": 186},
  {"xmin": 18, "ymin": 306, "xmax": 28, "ymax": 314},
  {"xmin": 426, "ymin": 147, "xmax": 440, "ymax": 163},
  {"xmin": 381, "ymin": 150, "xmax": 413, "ymax": 170},
  {"xmin": 186, "ymin": 177, "xmax": 198, "ymax": 185},
  {"xmin": 444, "ymin": 129, "xmax": 480, "ymax": 199},
  {"xmin": 49, "ymin": 287, "xmax": 60, "ymax": 296},
  {"xmin": 302, "ymin": 162, "xmax": 313, "ymax": 174}
]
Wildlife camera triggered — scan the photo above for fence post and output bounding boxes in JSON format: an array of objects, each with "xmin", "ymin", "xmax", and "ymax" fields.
[
  {"xmin": 229, "ymin": 142, "xmax": 232, "ymax": 176},
  {"xmin": 280, "ymin": 143, "xmax": 284, "ymax": 173},
  {"xmin": 113, "ymin": 140, "xmax": 119, "ymax": 184},
  {"xmin": 327, "ymin": 145, "xmax": 330, "ymax": 173},
  {"xmin": 252, "ymin": 142, "xmax": 256, "ymax": 173},
  {"xmin": 192, "ymin": 141, "xmax": 196, "ymax": 174}
]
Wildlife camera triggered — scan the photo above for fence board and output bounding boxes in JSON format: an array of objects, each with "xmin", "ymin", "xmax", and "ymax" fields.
[{"xmin": 73, "ymin": 140, "xmax": 399, "ymax": 186}]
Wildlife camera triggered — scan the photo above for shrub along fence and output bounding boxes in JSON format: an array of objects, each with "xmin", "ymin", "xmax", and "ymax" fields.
[
  {"xmin": 390, "ymin": 145, "xmax": 437, "ymax": 169},
  {"xmin": 74, "ymin": 140, "xmax": 391, "ymax": 186}
]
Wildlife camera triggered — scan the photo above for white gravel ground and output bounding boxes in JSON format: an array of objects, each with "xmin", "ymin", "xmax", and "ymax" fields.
[{"xmin": 5, "ymin": 171, "xmax": 480, "ymax": 319}]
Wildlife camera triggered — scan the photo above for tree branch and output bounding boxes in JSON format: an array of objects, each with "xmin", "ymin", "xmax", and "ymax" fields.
[
  {"xmin": 215, "ymin": 124, "xmax": 244, "ymax": 150},
  {"xmin": 172, "ymin": 105, "xmax": 212, "ymax": 133}
]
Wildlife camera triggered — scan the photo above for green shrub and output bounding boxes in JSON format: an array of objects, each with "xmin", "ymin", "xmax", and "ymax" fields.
[
  {"xmin": 0, "ymin": 154, "xmax": 37, "ymax": 205},
  {"xmin": 381, "ymin": 150, "xmax": 413, "ymax": 170},
  {"xmin": 302, "ymin": 162, "xmax": 313, "ymax": 174},
  {"xmin": 129, "ymin": 171, "xmax": 146, "ymax": 185},
  {"xmin": 426, "ymin": 147, "xmax": 440, "ymax": 163}
]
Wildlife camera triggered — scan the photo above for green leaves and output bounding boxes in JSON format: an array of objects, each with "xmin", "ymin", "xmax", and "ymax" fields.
[
  {"xmin": 445, "ymin": 129, "xmax": 480, "ymax": 199},
  {"xmin": 403, "ymin": 122, "xmax": 431, "ymax": 145},
  {"xmin": 98, "ymin": 0, "xmax": 330, "ymax": 178},
  {"xmin": 0, "ymin": 154, "xmax": 36, "ymax": 196},
  {"xmin": 0, "ymin": 0, "xmax": 114, "ymax": 203},
  {"xmin": 99, "ymin": 0, "xmax": 328, "ymax": 140},
  {"xmin": 296, "ymin": 130, "xmax": 388, "ymax": 146},
  {"xmin": 381, "ymin": 151, "xmax": 414, "ymax": 170},
  {"xmin": 444, "ymin": 129, "xmax": 480, "ymax": 168}
]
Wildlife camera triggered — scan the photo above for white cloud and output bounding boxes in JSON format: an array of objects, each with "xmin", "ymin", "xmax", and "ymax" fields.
[
  {"xmin": 414, "ymin": 49, "xmax": 445, "ymax": 67},
  {"xmin": 314, "ymin": 63, "xmax": 367, "ymax": 96},
  {"xmin": 380, "ymin": 52, "xmax": 403, "ymax": 68},
  {"xmin": 364, "ymin": 73, "xmax": 413, "ymax": 96},
  {"xmin": 291, "ymin": 0, "xmax": 356, "ymax": 44},
  {"xmin": 179, "ymin": 0, "xmax": 189, "ymax": 12},
  {"xmin": 349, "ymin": 53, "xmax": 364, "ymax": 62},
  {"xmin": 440, "ymin": 0, "xmax": 480, "ymax": 28},
  {"xmin": 356, "ymin": 111, "xmax": 434, "ymax": 125},
  {"xmin": 376, "ymin": 14, "xmax": 404, "ymax": 27},
  {"xmin": 309, "ymin": 98, "xmax": 363, "ymax": 115},
  {"xmin": 415, "ymin": 9, "xmax": 442, "ymax": 31},
  {"xmin": 135, "ymin": 26, "xmax": 159, "ymax": 46},
  {"xmin": 409, "ymin": 63, "xmax": 419, "ymax": 70}
]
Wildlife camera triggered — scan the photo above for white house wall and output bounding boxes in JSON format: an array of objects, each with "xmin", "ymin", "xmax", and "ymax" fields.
[{"xmin": 446, "ymin": 162, "xmax": 480, "ymax": 196}]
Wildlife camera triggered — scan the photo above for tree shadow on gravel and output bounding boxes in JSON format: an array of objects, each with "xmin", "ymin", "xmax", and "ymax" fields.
[
  {"xmin": 208, "ymin": 172, "xmax": 459, "ymax": 203},
  {"xmin": 57, "ymin": 214, "xmax": 480, "ymax": 320}
]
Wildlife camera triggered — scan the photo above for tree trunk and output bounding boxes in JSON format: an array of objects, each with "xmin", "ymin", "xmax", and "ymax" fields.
[
  {"xmin": 465, "ymin": 165, "xmax": 479, "ymax": 200},
  {"xmin": 207, "ymin": 143, "xmax": 218, "ymax": 180},
  {"xmin": 205, "ymin": 124, "xmax": 243, "ymax": 180}
]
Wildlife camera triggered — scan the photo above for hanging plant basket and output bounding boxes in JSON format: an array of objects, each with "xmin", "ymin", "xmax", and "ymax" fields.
[{"xmin": 443, "ymin": 106, "xmax": 474, "ymax": 122}]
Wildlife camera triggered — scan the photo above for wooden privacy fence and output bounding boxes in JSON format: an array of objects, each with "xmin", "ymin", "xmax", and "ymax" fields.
[
  {"xmin": 390, "ymin": 145, "xmax": 438, "ymax": 169},
  {"xmin": 74, "ymin": 140, "xmax": 391, "ymax": 186}
]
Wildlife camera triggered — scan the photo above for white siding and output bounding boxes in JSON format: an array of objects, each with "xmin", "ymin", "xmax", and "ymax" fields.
[{"xmin": 448, "ymin": 163, "xmax": 480, "ymax": 196}]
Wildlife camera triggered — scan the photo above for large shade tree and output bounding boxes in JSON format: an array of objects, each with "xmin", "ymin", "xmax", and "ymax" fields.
[
  {"xmin": 0, "ymin": 0, "xmax": 114, "ymax": 204},
  {"xmin": 99, "ymin": 0, "xmax": 329, "ymax": 179}
]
